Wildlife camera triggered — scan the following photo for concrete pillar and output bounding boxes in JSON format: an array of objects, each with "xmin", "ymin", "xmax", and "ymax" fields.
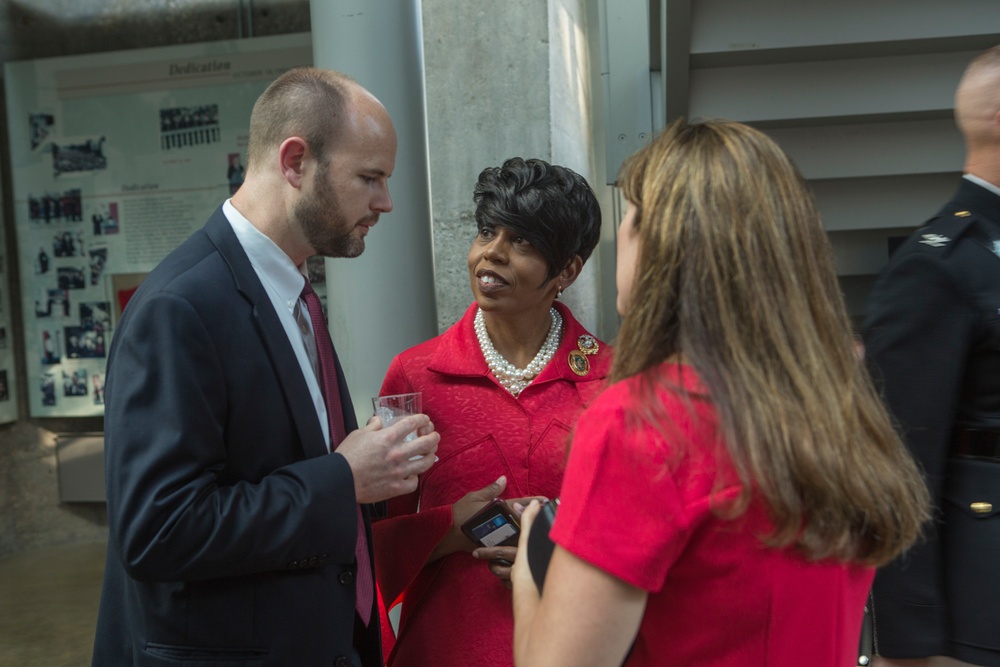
[
  {"xmin": 309, "ymin": 0, "xmax": 437, "ymax": 424},
  {"xmin": 420, "ymin": 0, "xmax": 615, "ymax": 339}
]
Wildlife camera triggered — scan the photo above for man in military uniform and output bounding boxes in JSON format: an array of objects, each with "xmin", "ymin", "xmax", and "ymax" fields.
[{"xmin": 865, "ymin": 45, "xmax": 1000, "ymax": 667}]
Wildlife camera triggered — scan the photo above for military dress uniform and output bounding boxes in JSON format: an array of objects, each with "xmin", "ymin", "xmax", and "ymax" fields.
[{"xmin": 863, "ymin": 176, "xmax": 1000, "ymax": 666}]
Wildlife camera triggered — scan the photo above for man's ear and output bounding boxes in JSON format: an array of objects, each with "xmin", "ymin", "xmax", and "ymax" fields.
[{"xmin": 278, "ymin": 136, "xmax": 308, "ymax": 189}]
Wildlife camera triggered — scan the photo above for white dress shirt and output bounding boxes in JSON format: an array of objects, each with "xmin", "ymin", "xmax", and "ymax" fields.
[{"xmin": 964, "ymin": 172, "xmax": 1000, "ymax": 198}]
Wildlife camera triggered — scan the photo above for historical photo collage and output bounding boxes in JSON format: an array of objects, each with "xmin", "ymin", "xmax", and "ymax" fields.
[
  {"xmin": 26, "ymin": 120, "xmax": 115, "ymax": 408},
  {"xmin": 22, "ymin": 102, "xmax": 237, "ymax": 414},
  {"xmin": 7, "ymin": 34, "xmax": 313, "ymax": 418}
]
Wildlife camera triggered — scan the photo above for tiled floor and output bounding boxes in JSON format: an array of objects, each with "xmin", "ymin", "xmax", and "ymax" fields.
[{"xmin": 0, "ymin": 541, "xmax": 105, "ymax": 666}]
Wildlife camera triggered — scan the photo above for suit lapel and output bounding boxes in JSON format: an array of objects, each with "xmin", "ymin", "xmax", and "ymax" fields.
[
  {"xmin": 202, "ymin": 209, "xmax": 381, "ymax": 585},
  {"xmin": 203, "ymin": 208, "xmax": 329, "ymax": 459}
]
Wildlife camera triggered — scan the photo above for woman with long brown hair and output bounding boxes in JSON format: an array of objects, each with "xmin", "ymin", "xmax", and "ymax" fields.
[{"xmin": 511, "ymin": 118, "xmax": 930, "ymax": 666}]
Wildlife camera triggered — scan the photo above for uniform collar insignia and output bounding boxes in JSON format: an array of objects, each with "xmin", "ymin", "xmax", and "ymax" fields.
[{"xmin": 919, "ymin": 233, "xmax": 950, "ymax": 247}]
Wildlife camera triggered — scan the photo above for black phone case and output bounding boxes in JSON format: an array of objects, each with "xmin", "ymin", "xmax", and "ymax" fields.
[
  {"xmin": 460, "ymin": 499, "xmax": 520, "ymax": 547},
  {"xmin": 526, "ymin": 501, "xmax": 558, "ymax": 592}
]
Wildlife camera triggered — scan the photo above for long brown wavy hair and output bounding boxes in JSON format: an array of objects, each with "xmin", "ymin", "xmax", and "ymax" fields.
[{"xmin": 613, "ymin": 118, "xmax": 929, "ymax": 566}]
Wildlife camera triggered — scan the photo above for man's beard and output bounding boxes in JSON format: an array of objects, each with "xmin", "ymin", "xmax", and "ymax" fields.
[{"xmin": 295, "ymin": 171, "xmax": 369, "ymax": 259}]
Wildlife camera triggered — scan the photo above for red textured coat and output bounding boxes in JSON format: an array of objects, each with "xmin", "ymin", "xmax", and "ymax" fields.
[{"xmin": 372, "ymin": 301, "xmax": 610, "ymax": 666}]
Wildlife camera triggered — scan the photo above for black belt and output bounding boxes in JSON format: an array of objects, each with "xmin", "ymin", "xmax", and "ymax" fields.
[{"xmin": 953, "ymin": 429, "xmax": 1000, "ymax": 461}]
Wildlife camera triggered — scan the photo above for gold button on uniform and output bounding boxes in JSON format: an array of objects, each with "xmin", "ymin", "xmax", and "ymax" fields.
[{"xmin": 970, "ymin": 502, "xmax": 992, "ymax": 514}]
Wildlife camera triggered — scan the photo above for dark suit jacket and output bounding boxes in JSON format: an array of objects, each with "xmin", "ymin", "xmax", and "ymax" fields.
[
  {"xmin": 864, "ymin": 178, "xmax": 1000, "ymax": 666},
  {"xmin": 92, "ymin": 206, "xmax": 382, "ymax": 666}
]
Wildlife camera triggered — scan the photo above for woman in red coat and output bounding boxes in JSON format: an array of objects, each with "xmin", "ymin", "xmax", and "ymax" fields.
[
  {"xmin": 511, "ymin": 119, "xmax": 932, "ymax": 666},
  {"xmin": 372, "ymin": 157, "xmax": 610, "ymax": 666}
]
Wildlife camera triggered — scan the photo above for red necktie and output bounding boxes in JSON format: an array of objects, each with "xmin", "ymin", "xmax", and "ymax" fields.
[{"xmin": 301, "ymin": 278, "xmax": 373, "ymax": 626}]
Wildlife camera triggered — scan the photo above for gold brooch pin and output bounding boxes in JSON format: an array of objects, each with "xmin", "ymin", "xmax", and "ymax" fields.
[{"xmin": 568, "ymin": 335, "xmax": 599, "ymax": 376}]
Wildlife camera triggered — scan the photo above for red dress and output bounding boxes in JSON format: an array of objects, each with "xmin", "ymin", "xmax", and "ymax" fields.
[
  {"xmin": 373, "ymin": 302, "xmax": 610, "ymax": 666},
  {"xmin": 551, "ymin": 363, "xmax": 874, "ymax": 666}
]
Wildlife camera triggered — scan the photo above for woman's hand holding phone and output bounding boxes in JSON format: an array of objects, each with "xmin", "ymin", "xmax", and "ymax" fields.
[
  {"xmin": 428, "ymin": 475, "xmax": 509, "ymax": 564},
  {"xmin": 449, "ymin": 477, "xmax": 510, "ymax": 545},
  {"xmin": 473, "ymin": 544, "xmax": 518, "ymax": 588},
  {"xmin": 470, "ymin": 496, "xmax": 548, "ymax": 587}
]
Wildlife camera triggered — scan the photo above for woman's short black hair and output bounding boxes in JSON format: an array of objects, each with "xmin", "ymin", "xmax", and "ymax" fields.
[{"xmin": 473, "ymin": 157, "xmax": 601, "ymax": 282}]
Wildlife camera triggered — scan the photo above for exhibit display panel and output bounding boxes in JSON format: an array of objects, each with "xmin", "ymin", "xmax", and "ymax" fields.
[
  {"xmin": 5, "ymin": 32, "xmax": 311, "ymax": 417},
  {"xmin": 0, "ymin": 189, "xmax": 17, "ymax": 423}
]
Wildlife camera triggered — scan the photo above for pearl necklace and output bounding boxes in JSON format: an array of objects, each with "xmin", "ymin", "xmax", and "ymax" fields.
[{"xmin": 474, "ymin": 307, "xmax": 563, "ymax": 397}]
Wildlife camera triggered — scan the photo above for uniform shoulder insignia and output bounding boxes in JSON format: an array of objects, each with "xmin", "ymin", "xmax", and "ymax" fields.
[
  {"xmin": 910, "ymin": 209, "xmax": 979, "ymax": 257},
  {"xmin": 918, "ymin": 233, "xmax": 950, "ymax": 247},
  {"xmin": 915, "ymin": 211, "xmax": 979, "ymax": 252}
]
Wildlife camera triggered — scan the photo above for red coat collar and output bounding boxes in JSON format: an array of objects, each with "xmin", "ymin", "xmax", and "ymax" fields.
[{"xmin": 427, "ymin": 301, "xmax": 611, "ymax": 385}]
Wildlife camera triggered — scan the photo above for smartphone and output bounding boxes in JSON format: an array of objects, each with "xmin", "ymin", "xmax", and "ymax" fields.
[
  {"xmin": 460, "ymin": 498, "xmax": 520, "ymax": 548},
  {"xmin": 527, "ymin": 498, "xmax": 558, "ymax": 592}
]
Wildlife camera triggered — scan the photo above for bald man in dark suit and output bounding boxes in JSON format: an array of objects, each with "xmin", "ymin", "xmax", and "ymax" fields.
[{"xmin": 92, "ymin": 68, "xmax": 439, "ymax": 667}]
